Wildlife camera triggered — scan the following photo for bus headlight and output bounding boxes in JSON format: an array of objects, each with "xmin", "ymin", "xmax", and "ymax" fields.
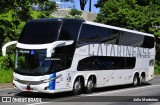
[
  {"xmin": 41, "ymin": 79, "xmax": 50, "ymax": 83},
  {"xmin": 41, "ymin": 74, "xmax": 62, "ymax": 83}
]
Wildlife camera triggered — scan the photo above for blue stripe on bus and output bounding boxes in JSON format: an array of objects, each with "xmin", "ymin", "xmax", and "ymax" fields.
[{"xmin": 49, "ymin": 73, "xmax": 56, "ymax": 90}]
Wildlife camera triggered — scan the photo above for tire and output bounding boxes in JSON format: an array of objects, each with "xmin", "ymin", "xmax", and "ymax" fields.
[
  {"xmin": 132, "ymin": 74, "xmax": 139, "ymax": 87},
  {"xmin": 85, "ymin": 77, "xmax": 95, "ymax": 94},
  {"xmin": 72, "ymin": 78, "xmax": 83, "ymax": 95},
  {"xmin": 139, "ymin": 75, "xmax": 145, "ymax": 86}
]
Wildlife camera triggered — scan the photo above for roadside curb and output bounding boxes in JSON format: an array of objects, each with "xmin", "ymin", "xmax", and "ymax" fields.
[
  {"xmin": 155, "ymin": 74, "xmax": 160, "ymax": 77},
  {"xmin": 0, "ymin": 83, "xmax": 12, "ymax": 89}
]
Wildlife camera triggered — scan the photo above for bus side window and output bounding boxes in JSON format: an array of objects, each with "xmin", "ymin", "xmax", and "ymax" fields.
[
  {"xmin": 78, "ymin": 24, "xmax": 119, "ymax": 45},
  {"xmin": 142, "ymin": 36, "xmax": 154, "ymax": 48},
  {"xmin": 77, "ymin": 56, "xmax": 136, "ymax": 71},
  {"xmin": 118, "ymin": 32, "xmax": 144, "ymax": 47}
]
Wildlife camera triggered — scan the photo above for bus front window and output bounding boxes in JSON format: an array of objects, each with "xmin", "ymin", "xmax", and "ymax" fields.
[
  {"xmin": 15, "ymin": 49, "xmax": 52, "ymax": 75},
  {"xmin": 14, "ymin": 49, "xmax": 71, "ymax": 76}
]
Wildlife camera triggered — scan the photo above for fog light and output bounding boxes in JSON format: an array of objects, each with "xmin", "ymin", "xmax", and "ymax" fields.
[{"xmin": 44, "ymin": 86, "xmax": 49, "ymax": 90}]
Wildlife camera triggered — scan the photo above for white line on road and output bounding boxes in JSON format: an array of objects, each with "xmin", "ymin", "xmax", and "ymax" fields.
[
  {"xmin": 26, "ymin": 84, "xmax": 160, "ymax": 105},
  {"xmin": 87, "ymin": 84, "xmax": 160, "ymax": 96},
  {"xmin": 27, "ymin": 102, "xmax": 51, "ymax": 105}
]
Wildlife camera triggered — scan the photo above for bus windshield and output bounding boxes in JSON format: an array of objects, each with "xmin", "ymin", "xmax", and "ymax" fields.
[
  {"xmin": 14, "ymin": 49, "xmax": 70, "ymax": 76},
  {"xmin": 14, "ymin": 49, "xmax": 51, "ymax": 75}
]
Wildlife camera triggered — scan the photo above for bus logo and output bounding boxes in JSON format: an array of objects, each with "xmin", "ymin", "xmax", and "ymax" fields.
[{"xmin": 31, "ymin": 50, "xmax": 35, "ymax": 55}]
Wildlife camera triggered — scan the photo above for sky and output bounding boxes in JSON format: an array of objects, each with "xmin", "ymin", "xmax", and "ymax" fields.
[{"xmin": 53, "ymin": 0, "xmax": 100, "ymax": 13}]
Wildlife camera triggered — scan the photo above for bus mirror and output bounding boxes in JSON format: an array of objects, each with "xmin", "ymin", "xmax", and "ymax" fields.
[
  {"xmin": 46, "ymin": 40, "xmax": 74, "ymax": 57},
  {"xmin": 2, "ymin": 41, "xmax": 17, "ymax": 56}
]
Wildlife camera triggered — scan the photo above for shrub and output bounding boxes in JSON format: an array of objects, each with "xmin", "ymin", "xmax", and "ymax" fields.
[
  {"xmin": 0, "ymin": 55, "xmax": 12, "ymax": 70},
  {"xmin": 70, "ymin": 9, "xmax": 82, "ymax": 17},
  {"xmin": 154, "ymin": 60, "xmax": 160, "ymax": 74},
  {"xmin": 0, "ymin": 68, "xmax": 13, "ymax": 83}
]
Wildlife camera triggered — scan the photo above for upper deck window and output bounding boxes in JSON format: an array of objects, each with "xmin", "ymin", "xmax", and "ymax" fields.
[
  {"xmin": 18, "ymin": 20, "xmax": 62, "ymax": 44},
  {"xmin": 58, "ymin": 19, "xmax": 83, "ymax": 41},
  {"xmin": 78, "ymin": 24, "xmax": 119, "ymax": 44}
]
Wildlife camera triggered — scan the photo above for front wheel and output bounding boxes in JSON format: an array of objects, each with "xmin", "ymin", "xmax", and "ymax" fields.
[
  {"xmin": 72, "ymin": 78, "xmax": 83, "ymax": 95},
  {"xmin": 85, "ymin": 77, "xmax": 95, "ymax": 94}
]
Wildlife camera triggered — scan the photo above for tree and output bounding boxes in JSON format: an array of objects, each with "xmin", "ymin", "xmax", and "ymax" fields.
[
  {"xmin": 94, "ymin": 0, "xmax": 105, "ymax": 8},
  {"xmin": 40, "ymin": 1, "xmax": 57, "ymax": 17},
  {"xmin": 70, "ymin": 9, "xmax": 82, "ymax": 16},
  {"xmin": 0, "ymin": 0, "xmax": 34, "ymax": 55},
  {"xmin": 89, "ymin": 0, "xmax": 91, "ymax": 12},
  {"xmin": 0, "ymin": 0, "xmax": 50, "ymax": 54},
  {"xmin": 95, "ymin": 0, "xmax": 160, "ymax": 8},
  {"xmin": 80, "ymin": 0, "xmax": 88, "ymax": 10},
  {"xmin": 96, "ymin": 0, "xmax": 160, "ymax": 35}
]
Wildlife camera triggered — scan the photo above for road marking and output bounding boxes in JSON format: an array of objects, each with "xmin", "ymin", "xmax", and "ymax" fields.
[
  {"xmin": 27, "ymin": 102, "xmax": 51, "ymax": 105},
  {"xmin": 0, "ymin": 88, "xmax": 12, "ymax": 91},
  {"xmin": 26, "ymin": 84, "xmax": 160, "ymax": 105},
  {"xmin": 87, "ymin": 84, "xmax": 160, "ymax": 96}
]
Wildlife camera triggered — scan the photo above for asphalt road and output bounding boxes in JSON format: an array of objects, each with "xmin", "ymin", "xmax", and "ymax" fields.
[{"xmin": 0, "ymin": 77, "xmax": 160, "ymax": 105}]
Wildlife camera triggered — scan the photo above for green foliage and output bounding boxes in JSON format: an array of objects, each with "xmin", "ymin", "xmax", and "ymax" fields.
[
  {"xmin": 0, "ymin": 0, "xmax": 54, "ymax": 56},
  {"xmin": 70, "ymin": 9, "xmax": 82, "ymax": 16},
  {"xmin": 38, "ymin": 1, "xmax": 56, "ymax": 18},
  {"xmin": 0, "ymin": 55, "xmax": 12, "ymax": 70},
  {"xmin": 0, "ymin": 0, "xmax": 33, "ymax": 56},
  {"xmin": 18, "ymin": 56, "xmax": 26, "ymax": 68},
  {"xmin": 95, "ymin": 0, "xmax": 105, "ymax": 8},
  {"xmin": 96, "ymin": 0, "xmax": 160, "ymax": 36},
  {"xmin": 0, "ymin": 69, "xmax": 13, "ymax": 83},
  {"xmin": 46, "ymin": 2, "xmax": 56, "ymax": 10},
  {"xmin": 66, "ymin": 9, "xmax": 83, "ymax": 19},
  {"xmin": 0, "ymin": 0, "xmax": 56, "ymax": 84},
  {"xmin": 154, "ymin": 60, "xmax": 160, "ymax": 74}
]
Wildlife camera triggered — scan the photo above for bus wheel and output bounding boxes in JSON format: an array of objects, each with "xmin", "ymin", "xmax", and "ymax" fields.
[
  {"xmin": 132, "ymin": 74, "xmax": 139, "ymax": 87},
  {"xmin": 85, "ymin": 77, "xmax": 95, "ymax": 94},
  {"xmin": 139, "ymin": 75, "xmax": 145, "ymax": 86},
  {"xmin": 72, "ymin": 78, "xmax": 82, "ymax": 95}
]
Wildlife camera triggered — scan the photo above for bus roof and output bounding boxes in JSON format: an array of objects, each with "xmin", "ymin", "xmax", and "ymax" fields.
[
  {"xmin": 27, "ymin": 18, "xmax": 153, "ymax": 37},
  {"xmin": 85, "ymin": 21, "xmax": 154, "ymax": 37}
]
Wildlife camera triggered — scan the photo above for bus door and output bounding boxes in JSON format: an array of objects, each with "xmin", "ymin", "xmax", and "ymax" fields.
[{"xmin": 50, "ymin": 56, "xmax": 69, "ymax": 90}]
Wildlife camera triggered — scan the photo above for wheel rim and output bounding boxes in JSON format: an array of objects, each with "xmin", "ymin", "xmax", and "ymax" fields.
[
  {"xmin": 133, "ymin": 76, "xmax": 138, "ymax": 86},
  {"xmin": 87, "ymin": 80, "xmax": 94, "ymax": 90},
  {"xmin": 140, "ymin": 76, "xmax": 145, "ymax": 84},
  {"xmin": 74, "ymin": 81, "xmax": 81, "ymax": 92}
]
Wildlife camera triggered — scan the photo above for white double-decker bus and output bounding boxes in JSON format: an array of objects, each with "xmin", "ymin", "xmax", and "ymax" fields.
[{"xmin": 2, "ymin": 18, "xmax": 155, "ymax": 95}]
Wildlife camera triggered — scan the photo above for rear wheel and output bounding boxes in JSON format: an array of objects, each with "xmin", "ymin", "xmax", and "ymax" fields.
[
  {"xmin": 132, "ymin": 74, "xmax": 139, "ymax": 87},
  {"xmin": 85, "ymin": 77, "xmax": 95, "ymax": 94},
  {"xmin": 139, "ymin": 75, "xmax": 145, "ymax": 86},
  {"xmin": 72, "ymin": 78, "xmax": 83, "ymax": 95}
]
